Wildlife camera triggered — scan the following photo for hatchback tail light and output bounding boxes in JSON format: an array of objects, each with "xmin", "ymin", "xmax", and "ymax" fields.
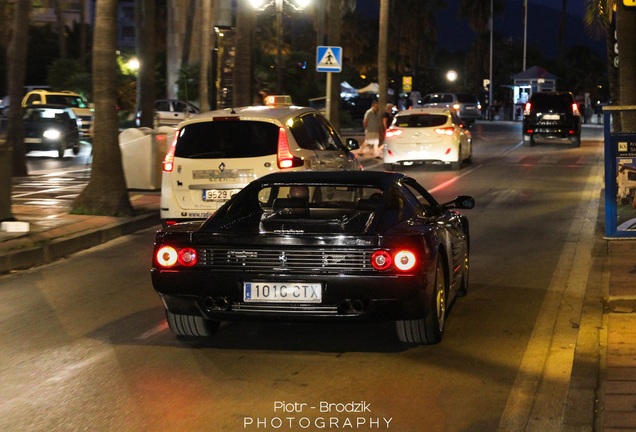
[
  {"xmin": 277, "ymin": 127, "xmax": 303, "ymax": 169},
  {"xmin": 434, "ymin": 127, "xmax": 455, "ymax": 136},
  {"xmin": 385, "ymin": 128, "xmax": 403, "ymax": 138}
]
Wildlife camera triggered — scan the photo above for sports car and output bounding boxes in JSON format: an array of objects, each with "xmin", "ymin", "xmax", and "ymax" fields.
[{"xmin": 151, "ymin": 171, "xmax": 474, "ymax": 345}]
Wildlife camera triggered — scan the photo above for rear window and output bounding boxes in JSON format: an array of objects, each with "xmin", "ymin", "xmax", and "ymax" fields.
[
  {"xmin": 456, "ymin": 94, "xmax": 477, "ymax": 103},
  {"xmin": 394, "ymin": 114, "xmax": 447, "ymax": 128},
  {"xmin": 530, "ymin": 93, "xmax": 574, "ymax": 111},
  {"xmin": 45, "ymin": 95, "xmax": 88, "ymax": 108},
  {"xmin": 175, "ymin": 121, "xmax": 279, "ymax": 159},
  {"xmin": 206, "ymin": 184, "xmax": 383, "ymax": 234}
]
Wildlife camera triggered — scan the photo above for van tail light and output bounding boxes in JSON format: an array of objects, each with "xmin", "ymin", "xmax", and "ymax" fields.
[
  {"xmin": 162, "ymin": 131, "xmax": 179, "ymax": 172},
  {"xmin": 434, "ymin": 127, "xmax": 455, "ymax": 136},
  {"xmin": 277, "ymin": 127, "xmax": 303, "ymax": 169},
  {"xmin": 523, "ymin": 102, "xmax": 531, "ymax": 116},
  {"xmin": 371, "ymin": 249, "xmax": 418, "ymax": 272}
]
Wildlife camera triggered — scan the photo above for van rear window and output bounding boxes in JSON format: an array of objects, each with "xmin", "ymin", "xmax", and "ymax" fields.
[{"xmin": 175, "ymin": 121, "xmax": 279, "ymax": 158}]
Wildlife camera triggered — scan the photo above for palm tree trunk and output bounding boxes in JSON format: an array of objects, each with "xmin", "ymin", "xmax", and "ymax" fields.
[
  {"xmin": 199, "ymin": 0, "xmax": 213, "ymax": 111},
  {"xmin": 72, "ymin": 0, "xmax": 133, "ymax": 216},
  {"xmin": 378, "ymin": 0, "xmax": 389, "ymax": 139},
  {"xmin": 233, "ymin": 0, "xmax": 255, "ymax": 106},
  {"xmin": 6, "ymin": 0, "xmax": 30, "ymax": 179},
  {"xmin": 137, "ymin": 0, "xmax": 157, "ymax": 128}
]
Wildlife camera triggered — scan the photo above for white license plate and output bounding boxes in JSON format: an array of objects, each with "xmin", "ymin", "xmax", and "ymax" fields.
[
  {"xmin": 24, "ymin": 138, "xmax": 42, "ymax": 144},
  {"xmin": 542, "ymin": 114, "xmax": 560, "ymax": 120},
  {"xmin": 202, "ymin": 189, "xmax": 241, "ymax": 201},
  {"xmin": 243, "ymin": 282, "xmax": 322, "ymax": 303}
]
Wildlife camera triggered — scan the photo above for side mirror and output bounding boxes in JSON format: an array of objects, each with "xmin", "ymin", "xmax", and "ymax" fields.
[
  {"xmin": 345, "ymin": 137, "xmax": 359, "ymax": 151},
  {"xmin": 443, "ymin": 195, "xmax": 475, "ymax": 210}
]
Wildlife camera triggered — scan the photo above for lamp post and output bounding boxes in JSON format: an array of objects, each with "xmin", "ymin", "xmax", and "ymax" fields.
[{"xmin": 251, "ymin": 0, "xmax": 310, "ymax": 94}]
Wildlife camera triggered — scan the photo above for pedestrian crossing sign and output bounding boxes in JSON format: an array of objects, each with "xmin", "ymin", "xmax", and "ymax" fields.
[{"xmin": 316, "ymin": 46, "xmax": 342, "ymax": 73}]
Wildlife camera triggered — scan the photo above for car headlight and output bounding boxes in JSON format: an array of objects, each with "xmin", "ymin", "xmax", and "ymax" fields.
[{"xmin": 43, "ymin": 129, "xmax": 61, "ymax": 140}]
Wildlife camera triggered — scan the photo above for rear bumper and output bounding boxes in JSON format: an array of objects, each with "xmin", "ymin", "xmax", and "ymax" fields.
[{"xmin": 152, "ymin": 270, "xmax": 432, "ymax": 322}]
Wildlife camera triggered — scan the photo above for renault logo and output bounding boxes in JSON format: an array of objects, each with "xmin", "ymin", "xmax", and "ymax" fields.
[{"xmin": 218, "ymin": 162, "xmax": 225, "ymax": 172}]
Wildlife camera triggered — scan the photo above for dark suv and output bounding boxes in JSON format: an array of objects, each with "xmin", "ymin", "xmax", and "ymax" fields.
[{"xmin": 522, "ymin": 91, "xmax": 581, "ymax": 147}]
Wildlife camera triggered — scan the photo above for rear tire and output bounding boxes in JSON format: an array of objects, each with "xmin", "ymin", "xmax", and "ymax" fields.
[
  {"xmin": 395, "ymin": 256, "xmax": 446, "ymax": 345},
  {"xmin": 450, "ymin": 145, "xmax": 462, "ymax": 170},
  {"xmin": 166, "ymin": 310, "xmax": 220, "ymax": 337},
  {"xmin": 523, "ymin": 134, "xmax": 534, "ymax": 147}
]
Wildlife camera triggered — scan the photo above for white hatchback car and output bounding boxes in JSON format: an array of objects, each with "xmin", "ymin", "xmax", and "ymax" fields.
[
  {"xmin": 160, "ymin": 95, "xmax": 361, "ymax": 226},
  {"xmin": 383, "ymin": 107, "xmax": 472, "ymax": 171}
]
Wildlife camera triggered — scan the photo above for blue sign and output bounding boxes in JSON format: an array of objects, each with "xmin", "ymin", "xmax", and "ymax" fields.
[{"xmin": 316, "ymin": 46, "xmax": 342, "ymax": 73}]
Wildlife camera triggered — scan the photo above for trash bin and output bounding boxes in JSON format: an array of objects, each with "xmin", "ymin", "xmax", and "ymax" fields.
[{"xmin": 119, "ymin": 128, "xmax": 170, "ymax": 190}]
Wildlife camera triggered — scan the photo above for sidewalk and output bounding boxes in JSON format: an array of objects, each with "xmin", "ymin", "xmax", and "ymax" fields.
[
  {"xmin": 0, "ymin": 168, "xmax": 635, "ymax": 431},
  {"xmin": 0, "ymin": 188, "xmax": 160, "ymax": 274}
]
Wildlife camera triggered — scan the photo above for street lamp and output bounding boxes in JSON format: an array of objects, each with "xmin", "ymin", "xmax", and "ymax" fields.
[{"xmin": 251, "ymin": 0, "xmax": 310, "ymax": 94}]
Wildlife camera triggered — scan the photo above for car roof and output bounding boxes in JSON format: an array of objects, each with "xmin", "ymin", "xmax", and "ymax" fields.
[
  {"xmin": 181, "ymin": 104, "xmax": 318, "ymax": 127},
  {"xmin": 397, "ymin": 107, "xmax": 452, "ymax": 115},
  {"xmin": 255, "ymin": 170, "xmax": 408, "ymax": 189}
]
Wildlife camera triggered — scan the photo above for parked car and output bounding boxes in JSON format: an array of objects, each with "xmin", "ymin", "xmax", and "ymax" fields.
[
  {"xmin": 420, "ymin": 93, "xmax": 482, "ymax": 126},
  {"xmin": 23, "ymin": 104, "xmax": 80, "ymax": 158},
  {"xmin": 159, "ymin": 95, "xmax": 361, "ymax": 226},
  {"xmin": 383, "ymin": 107, "xmax": 472, "ymax": 171},
  {"xmin": 137, "ymin": 99, "xmax": 200, "ymax": 127},
  {"xmin": 522, "ymin": 91, "xmax": 582, "ymax": 147},
  {"xmin": 21, "ymin": 90, "xmax": 93, "ymax": 138},
  {"xmin": 151, "ymin": 170, "xmax": 474, "ymax": 345}
]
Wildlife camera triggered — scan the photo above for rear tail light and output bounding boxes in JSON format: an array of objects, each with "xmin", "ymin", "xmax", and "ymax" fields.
[
  {"xmin": 385, "ymin": 128, "xmax": 403, "ymax": 138},
  {"xmin": 162, "ymin": 131, "xmax": 180, "ymax": 172},
  {"xmin": 434, "ymin": 127, "xmax": 455, "ymax": 136},
  {"xmin": 572, "ymin": 103, "xmax": 580, "ymax": 115},
  {"xmin": 371, "ymin": 249, "xmax": 418, "ymax": 272},
  {"xmin": 277, "ymin": 127, "xmax": 303, "ymax": 169},
  {"xmin": 155, "ymin": 245, "xmax": 198, "ymax": 268},
  {"xmin": 523, "ymin": 102, "xmax": 531, "ymax": 116}
]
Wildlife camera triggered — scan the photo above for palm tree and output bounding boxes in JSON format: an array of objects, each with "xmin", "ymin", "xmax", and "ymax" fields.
[
  {"xmin": 6, "ymin": 0, "xmax": 30, "ymax": 178},
  {"xmin": 71, "ymin": 0, "xmax": 133, "ymax": 216},
  {"xmin": 585, "ymin": 0, "xmax": 636, "ymax": 130},
  {"xmin": 137, "ymin": 0, "xmax": 157, "ymax": 128},
  {"xmin": 198, "ymin": 0, "xmax": 213, "ymax": 112},
  {"xmin": 233, "ymin": 0, "xmax": 255, "ymax": 106},
  {"xmin": 378, "ymin": 0, "xmax": 389, "ymax": 122},
  {"xmin": 1, "ymin": 0, "xmax": 30, "ymax": 221}
]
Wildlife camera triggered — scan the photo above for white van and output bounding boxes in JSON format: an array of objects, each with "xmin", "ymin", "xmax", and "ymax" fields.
[{"xmin": 160, "ymin": 95, "xmax": 361, "ymax": 226}]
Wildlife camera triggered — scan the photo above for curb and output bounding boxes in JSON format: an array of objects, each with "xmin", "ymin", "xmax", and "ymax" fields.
[{"xmin": 0, "ymin": 212, "xmax": 160, "ymax": 274}]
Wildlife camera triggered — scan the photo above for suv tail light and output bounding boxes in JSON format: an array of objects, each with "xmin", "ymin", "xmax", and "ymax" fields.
[
  {"xmin": 162, "ymin": 131, "xmax": 180, "ymax": 172},
  {"xmin": 523, "ymin": 102, "xmax": 531, "ymax": 116},
  {"xmin": 277, "ymin": 127, "xmax": 303, "ymax": 169},
  {"xmin": 571, "ymin": 103, "xmax": 580, "ymax": 115}
]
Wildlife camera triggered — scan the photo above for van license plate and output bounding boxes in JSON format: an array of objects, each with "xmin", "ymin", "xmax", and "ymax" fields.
[{"xmin": 202, "ymin": 189, "xmax": 241, "ymax": 201}]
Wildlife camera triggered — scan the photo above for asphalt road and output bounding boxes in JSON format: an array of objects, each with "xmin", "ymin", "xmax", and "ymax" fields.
[{"xmin": 0, "ymin": 121, "xmax": 605, "ymax": 431}]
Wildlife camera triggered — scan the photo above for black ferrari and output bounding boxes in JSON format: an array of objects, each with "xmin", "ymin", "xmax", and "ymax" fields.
[{"xmin": 151, "ymin": 171, "xmax": 474, "ymax": 345}]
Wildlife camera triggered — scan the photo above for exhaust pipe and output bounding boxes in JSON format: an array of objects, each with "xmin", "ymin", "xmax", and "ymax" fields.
[
  {"xmin": 203, "ymin": 296, "xmax": 231, "ymax": 311},
  {"xmin": 339, "ymin": 299, "xmax": 365, "ymax": 314}
]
